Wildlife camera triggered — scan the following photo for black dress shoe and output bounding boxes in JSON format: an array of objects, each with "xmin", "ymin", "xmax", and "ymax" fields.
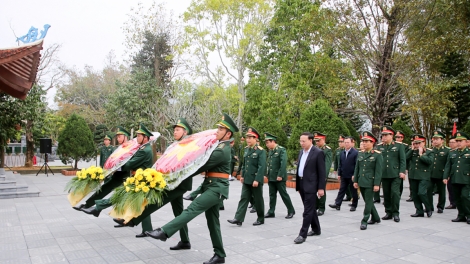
[
  {"xmin": 183, "ymin": 195, "xmax": 194, "ymax": 201},
  {"xmin": 136, "ymin": 232, "xmax": 147, "ymax": 238},
  {"xmin": 426, "ymin": 210, "xmax": 433, "ymax": 217},
  {"xmin": 227, "ymin": 219, "xmax": 242, "ymax": 226},
  {"xmin": 203, "ymin": 254, "xmax": 225, "ymax": 264},
  {"xmin": 373, "ymin": 200, "xmax": 380, "ymax": 204},
  {"xmin": 250, "ymin": 208, "xmax": 256, "ymax": 213},
  {"xmin": 406, "ymin": 198, "xmax": 413, "ymax": 202},
  {"xmin": 328, "ymin": 204, "xmax": 340, "ymax": 210},
  {"xmin": 350, "ymin": 207, "xmax": 356, "ymax": 212},
  {"xmin": 145, "ymin": 228, "xmax": 168, "ymax": 241},
  {"xmin": 73, "ymin": 204, "xmax": 87, "ymax": 211},
  {"xmin": 264, "ymin": 213, "xmax": 275, "ymax": 218},
  {"xmin": 317, "ymin": 210, "xmax": 324, "ymax": 216},
  {"xmin": 294, "ymin": 236, "xmax": 306, "ymax": 244},
  {"xmin": 82, "ymin": 207, "xmax": 100, "ymax": 217},
  {"xmin": 348, "ymin": 203, "xmax": 353, "ymax": 207},
  {"xmin": 382, "ymin": 214, "xmax": 392, "ymax": 220},
  {"xmin": 360, "ymin": 224, "xmax": 367, "ymax": 230},
  {"xmin": 445, "ymin": 205, "xmax": 456, "ymax": 209},
  {"xmin": 219, "ymin": 207, "xmax": 224, "ymax": 210},
  {"xmin": 451, "ymin": 217, "xmax": 467, "ymax": 222},
  {"xmin": 248, "ymin": 204, "xmax": 254, "ymax": 208},
  {"xmin": 367, "ymin": 219, "xmax": 381, "ymax": 225},
  {"xmin": 285, "ymin": 213, "xmax": 295, "ymax": 219},
  {"xmin": 113, "ymin": 218, "xmax": 135, "ymax": 227},
  {"xmin": 437, "ymin": 208, "xmax": 443, "ymax": 214},
  {"xmin": 307, "ymin": 230, "xmax": 321, "ymax": 236},
  {"xmin": 467, "ymin": 219, "xmax": 470, "ymax": 225},
  {"xmin": 410, "ymin": 213, "xmax": 424, "ymax": 217},
  {"xmin": 170, "ymin": 241, "xmax": 191, "ymax": 250},
  {"xmin": 393, "ymin": 215, "xmax": 400, "ymax": 222},
  {"xmin": 252, "ymin": 221, "xmax": 264, "ymax": 226}
]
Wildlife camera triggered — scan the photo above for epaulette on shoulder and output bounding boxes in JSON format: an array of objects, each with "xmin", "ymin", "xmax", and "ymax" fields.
[
  {"xmin": 359, "ymin": 150, "xmax": 364, "ymax": 153},
  {"xmin": 326, "ymin": 146, "xmax": 331, "ymax": 149},
  {"xmin": 377, "ymin": 143, "xmax": 383, "ymax": 145},
  {"xmin": 395, "ymin": 141, "xmax": 402, "ymax": 144},
  {"xmin": 445, "ymin": 146, "xmax": 451, "ymax": 149},
  {"xmin": 139, "ymin": 145, "xmax": 146, "ymax": 150},
  {"xmin": 427, "ymin": 148, "xmax": 433, "ymax": 151},
  {"xmin": 256, "ymin": 145, "xmax": 263, "ymax": 150},
  {"xmin": 245, "ymin": 146, "xmax": 249, "ymax": 148},
  {"xmin": 373, "ymin": 150, "xmax": 381, "ymax": 154},
  {"xmin": 217, "ymin": 143, "xmax": 225, "ymax": 149}
]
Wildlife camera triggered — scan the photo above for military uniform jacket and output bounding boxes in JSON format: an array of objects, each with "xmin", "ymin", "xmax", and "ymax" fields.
[
  {"xmin": 406, "ymin": 148, "xmax": 433, "ymax": 180},
  {"xmin": 353, "ymin": 150, "xmax": 383, "ymax": 188},
  {"xmin": 334, "ymin": 147, "xmax": 343, "ymax": 171},
  {"xmin": 121, "ymin": 143, "xmax": 154, "ymax": 172},
  {"xmin": 375, "ymin": 141, "xmax": 406, "ymax": 178},
  {"xmin": 319, "ymin": 145, "xmax": 332, "ymax": 178},
  {"xmin": 192, "ymin": 140, "xmax": 232, "ymax": 198},
  {"xmin": 430, "ymin": 146, "xmax": 450, "ymax": 179},
  {"xmin": 266, "ymin": 145, "xmax": 287, "ymax": 181},
  {"xmin": 240, "ymin": 144, "xmax": 267, "ymax": 185},
  {"xmin": 443, "ymin": 148, "xmax": 470, "ymax": 185},
  {"xmin": 397, "ymin": 142, "xmax": 410, "ymax": 170},
  {"xmin": 99, "ymin": 145, "xmax": 115, "ymax": 168}
]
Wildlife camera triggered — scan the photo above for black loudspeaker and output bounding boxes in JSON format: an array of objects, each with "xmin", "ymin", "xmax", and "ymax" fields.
[{"xmin": 40, "ymin": 138, "xmax": 52, "ymax": 154}]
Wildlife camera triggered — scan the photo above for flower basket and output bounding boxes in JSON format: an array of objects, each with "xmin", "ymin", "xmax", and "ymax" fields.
[
  {"xmin": 64, "ymin": 166, "xmax": 105, "ymax": 206},
  {"xmin": 109, "ymin": 168, "xmax": 166, "ymax": 223}
]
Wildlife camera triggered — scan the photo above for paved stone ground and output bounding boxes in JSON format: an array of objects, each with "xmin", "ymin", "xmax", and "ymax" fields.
[{"xmin": 1, "ymin": 162, "xmax": 470, "ymax": 264}]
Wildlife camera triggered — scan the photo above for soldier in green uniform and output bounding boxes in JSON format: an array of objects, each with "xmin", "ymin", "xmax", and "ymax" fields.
[
  {"xmin": 114, "ymin": 118, "xmax": 194, "ymax": 249},
  {"xmin": 228, "ymin": 127, "xmax": 267, "ymax": 226},
  {"xmin": 313, "ymin": 132, "xmax": 332, "ymax": 216},
  {"xmin": 73, "ymin": 126, "xmax": 131, "ymax": 211},
  {"xmin": 375, "ymin": 126, "xmax": 406, "ymax": 222},
  {"xmin": 145, "ymin": 113, "xmax": 238, "ymax": 264},
  {"xmin": 353, "ymin": 131, "xmax": 383, "ymax": 230},
  {"xmin": 334, "ymin": 135, "xmax": 352, "ymax": 202},
  {"xmin": 264, "ymin": 133, "xmax": 295, "ymax": 219},
  {"xmin": 99, "ymin": 133, "xmax": 115, "ymax": 168},
  {"xmin": 83, "ymin": 124, "xmax": 155, "ymax": 237},
  {"xmin": 407, "ymin": 134, "xmax": 434, "ymax": 218},
  {"xmin": 429, "ymin": 131, "xmax": 450, "ymax": 213},
  {"xmin": 443, "ymin": 131, "xmax": 470, "ymax": 224},
  {"xmin": 395, "ymin": 131, "xmax": 412, "ymax": 201},
  {"xmin": 445, "ymin": 137, "xmax": 458, "ymax": 209}
]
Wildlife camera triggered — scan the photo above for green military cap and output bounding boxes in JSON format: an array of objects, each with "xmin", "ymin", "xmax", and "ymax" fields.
[
  {"xmin": 432, "ymin": 130, "xmax": 445, "ymax": 138},
  {"xmin": 361, "ymin": 131, "xmax": 378, "ymax": 143},
  {"xmin": 264, "ymin": 132, "xmax": 277, "ymax": 141},
  {"xmin": 454, "ymin": 131, "xmax": 469, "ymax": 140},
  {"xmin": 313, "ymin": 131, "xmax": 326, "ymax": 141},
  {"xmin": 104, "ymin": 133, "xmax": 112, "ymax": 141},
  {"xmin": 174, "ymin": 118, "xmax": 193, "ymax": 135},
  {"xmin": 216, "ymin": 113, "xmax": 239, "ymax": 133},
  {"xmin": 136, "ymin": 123, "xmax": 153, "ymax": 137},
  {"xmin": 116, "ymin": 126, "xmax": 130, "ymax": 137},
  {"xmin": 411, "ymin": 134, "xmax": 426, "ymax": 143},
  {"xmin": 245, "ymin": 127, "xmax": 260, "ymax": 138},
  {"xmin": 381, "ymin": 125, "xmax": 396, "ymax": 135},
  {"xmin": 395, "ymin": 130, "xmax": 405, "ymax": 137}
]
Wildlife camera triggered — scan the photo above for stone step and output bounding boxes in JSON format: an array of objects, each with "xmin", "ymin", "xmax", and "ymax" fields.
[
  {"xmin": 0, "ymin": 180, "xmax": 17, "ymax": 187},
  {"xmin": 0, "ymin": 185, "xmax": 28, "ymax": 193},
  {"xmin": 0, "ymin": 176, "xmax": 5, "ymax": 181},
  {"xmin": 0, "ymin": 190, "xmax": 40, "ymax": 199}
]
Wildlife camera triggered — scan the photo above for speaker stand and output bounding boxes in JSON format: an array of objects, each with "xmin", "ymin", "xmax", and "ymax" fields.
[{"xmin": 36, "ymin": 153, "xmax": 54, "ymax": 177}]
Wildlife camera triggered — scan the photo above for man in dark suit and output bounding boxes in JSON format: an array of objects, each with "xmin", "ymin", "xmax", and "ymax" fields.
[
  {"xmin": 294, "ymin": 132, "xmax": 326, "ymax": 244},
  {"xmin": 329, "ymin": 137, "xmax": 359, "ymax": 211}
]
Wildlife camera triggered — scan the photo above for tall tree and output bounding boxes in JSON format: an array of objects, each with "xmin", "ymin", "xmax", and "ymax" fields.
[
  {"xmin": 182, "ymin": 0, "xmax": 273, "ymax": 129},
  {"xmin": 0, "ymin": 94, "xmax": 22, "ymax": 168}
]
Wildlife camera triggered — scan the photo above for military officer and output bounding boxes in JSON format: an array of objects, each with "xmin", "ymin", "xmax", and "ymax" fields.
[
  {"xmin": 429, "ymin": 131, "xmax": 450, "ymax": 213},
  {"xmin": 443, "ymin": 131, "xmax": 470, "ymax": 224},
  {"xmin": 334, "ymin": 135, "xmax": 352, "ymax": 202},
  {"xmin": 353, "ymin": 131, "xmax": 383, "ymax": 230},
  {"xmin": 114, "ymin": 118, "xmax": 194, "ymax": 249},
  {"xmin": 445, "ymin": 137, "xmax": 458, "ymax": 209},
  {"xmin": 99, "ymin": 133, "xmax": 115, "ymax": 168},
  {"xmin": 83, "ymin": 124, "xmax": 155, "ymax": 237},
  {"xmin": 313, "ymin": 132, "xmax": 332, "ymax": 216},
  {"xmin": 73, "ymin": 126, "xmax": 131, "ymax": 211},
  {"xmin": 395, "ymin": 130, "xmax": 412, "ymax": 201},
  {"xmin": 375, "ymin": 126, "xmax": 406, "ymax": 222},
  {"xmin": 264, "ymin": 133, "xmax": 295, "ymax": 219},
  {"xmin": 407, "ymin": 134, "xmax": 434, "ymax": 218},
  {"xmin": 228, "ymin": 127, "xmax": 267, "ymax": 226},
  {"xmin": 145, "ymin": 113, "xmax": 238, "ymax": 264}
]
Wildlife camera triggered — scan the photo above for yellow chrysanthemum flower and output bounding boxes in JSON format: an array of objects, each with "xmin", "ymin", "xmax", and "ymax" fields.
[
  {"xmin": 142, "ymin": 186, "xmax": 150, "ymax": 193},
  {"xmin": 136, "ymin": 174, "xmax": 143, "ymax": 181},
  {"xmin": 128, "ymin": 177, "xmax": 135, "ymax": 183},
  {"xmin": 146, "ymin": 175, "xmax": 153, "ymax": 182},
  {"xmin": 123, "ymin": 182, "xmax": 128, "ymax": 186},
  {"xmin": 136, "ymin": 168, "xmax": 144, "ymax": 175},
  {"xmin": 159, "ymin": 181, "xmax": 166, "ymax": 189},
  {"xmin": 135, "ymin": 180, "xmax": 140, "ymax": 186},
  {"xmin": 99, "ymin": 175, "xmax": 104, "ymax": 180},
  {"xmin": 135, "ymin": 187, "xmax": 141, "ymax": 192},
  {"xmin": 125, "ymin": 186, "xmax": 130, "ymax": 192},
  {"xmin": 91, "ymin": 174, "xmax": 96, "ymax": 179},
  {"xmin": 150, "ymin": 182, "xmax": 156, "ymax": 188}
]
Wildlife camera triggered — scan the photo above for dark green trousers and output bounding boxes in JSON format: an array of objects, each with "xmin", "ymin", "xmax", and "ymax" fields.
[
  {"xmin": 94, "ymin": 198, "xmax": 153, "ymax": 232},
  {"xmin": 162, "ymin": 178, "xmax": 227, "ymax": 257},
  {"xmin": 374, "ymin": 186, "xmax": 381, "ymax": 201},
  {"xmin": 382, "ymin": 178, "xmax": 401, "ymax": 216},
  {"xmin": 410, "ymin": 179, "xmax": 431, "ymax": 214},
  {"xmin": 190, "ymin": 184, "xmax": 224, "ymax": 208},
  {"xmin": 267, "ymin": 181, "xmax": 295, "ymax": 215},
  {"xmin": 428, "ymin": 178, "xmax": 446, "ymax": 211},
  {"xmin": 85, "ymin": 171, "xmax": 127, "ymax": 207},
  {"xmin": 452, "ymin": 183, "xmax": 470, "ymax": 219},
  {"xmin": 360, "ymin": 187, "xmax": 380, "ymax": 225},
  {"xmin": 131, "ymin": 187, "xmax": 190, "ymax": 243},
  {"xmin": 234, "ymin": 183, "xmax": 264, "ymax": 223}
]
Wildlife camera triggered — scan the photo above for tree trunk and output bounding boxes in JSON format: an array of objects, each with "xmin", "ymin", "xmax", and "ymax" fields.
[
  {"xmin": 0, "ymin": 138, "xmax": 4, "ymax": 168},
  {"xmin": 25, "ymin": 120, "xmax": 34, "ymax": 167},
  {"xmin": 74, "ymin": 159, "xmax": 78, "ymax": 170}
]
